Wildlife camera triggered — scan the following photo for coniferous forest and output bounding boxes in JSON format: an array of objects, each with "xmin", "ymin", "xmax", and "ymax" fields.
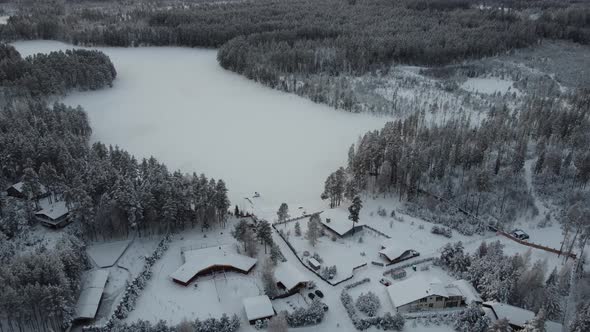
[
  {"xmin": 1, "ymin": 0, "xmax": 590, "ymax": 331},
  {"xmin": 0, "ymin": 43, "xmax": 230, "ymax": 330}
]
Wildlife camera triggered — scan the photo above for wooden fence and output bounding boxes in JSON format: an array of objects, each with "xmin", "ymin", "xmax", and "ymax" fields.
[
  {"xmin": 272, "ymin": 222, "xmax": 368, "ymax": 287},
  {"xmin": 273, "ymin": 211, "xmax": 323, "ymax": 226},
  {"xmin": 497, "ymin": 230, "xmax": 577, "ymax": 259},
  {"xmin": 417, "ymin": 188, "xmax": 578, "ymax": 260},
  {"xmin": 362, "ymin": 224, "xmax": 391, "ymax": 239}
]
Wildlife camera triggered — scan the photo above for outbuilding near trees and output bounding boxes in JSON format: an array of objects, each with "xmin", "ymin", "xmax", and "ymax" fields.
[{"xmin": 243, "ymin": 295, "xmax": 275, "ymax": 324}]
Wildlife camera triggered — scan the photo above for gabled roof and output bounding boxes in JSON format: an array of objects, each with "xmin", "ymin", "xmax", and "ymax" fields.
[
  {"xmin": 451, "ymin": 279, "xmax": 482, "ymax": 303},
  {"xmin": 75, "ymin": 269, "xmax": 109, "ymax": 320},
  {"xmin": 35, "ymin": 200, "xmax": 69, "ymax": 221},
  {"xmin": 170, "ymin": 246, "xmax": 257, "ymax": 284},
  {"xmin": 243, "ymin": 295, "xmax": 274, "ymax": 321},
  {"xmin": 275, "ymin": 263, "xmax": 309, "ymax": 291},
  {"xmin": 8, "ymin": 181, "xmax": 47, "ymax": 197},
  {"xmin": 379, "ymin": 240, "xmax": 416, "ymax": 261},
  {"xmin": 320, "ymin": 217, "xmax": 364, "ymax": 236},
  {"xmin": 386, "ymin": 275, "xmax": 448, "ymax": 308},
  {"xmin": 386, "ymin": 276, "xmax": 479, "ymax": 308},
  {"xmin": 483, "ymin": 301, "xmax": 563, "ymax": 332}
]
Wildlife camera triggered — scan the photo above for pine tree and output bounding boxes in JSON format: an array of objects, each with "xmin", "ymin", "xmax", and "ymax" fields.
[
  {"xmin": 277, "ymin": 203, "xmax": 289, "ymax": 222},
  {"xmin": 256, "ymin": 220, "xmax": 273, "ymax": 253},
  {"xmin": 348, "ymin": 195, "xmax": 362, "ymax": 235},
  {"xmin": 520, "ymin": 308, "xmax": 546, "ymax": 332},
  {"xmin": 306, "ymin": 214, "xmax": 321, "ymax": 247},
  {"xmin": 294, "ymin": 221, "xmax": 301, "ymax": 236},
  {"xmin": 231, "ymin": 219, "xmax": 250, "ymax": 251},
  {"xmin": 261, "ymin": 259, "xmax": 279, "ymax": 298},
  {"xmin": 570, "ymin": 302, "xmax": 590, "ymax": 332}
]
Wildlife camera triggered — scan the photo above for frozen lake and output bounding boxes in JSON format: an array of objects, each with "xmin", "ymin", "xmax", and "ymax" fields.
[{"xmin": 13, "ymin": 41, "xmax": 387, "ymax": 213}]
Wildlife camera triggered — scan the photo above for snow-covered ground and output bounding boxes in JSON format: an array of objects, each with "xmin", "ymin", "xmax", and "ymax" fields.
[
  {"xmin": 12, "ymin": 40, "xmax": 388, "ymax": 214},
  {"xmin": 124, "ymin": 224, "xmax": 263, "ymax": 325},
  {"xmin": 0, "ymin": 16, "xmax": 9, "ymax": 25},
  {"xmin": 461, "ymin": 77, "xmax": 518, "ymax": 95}
]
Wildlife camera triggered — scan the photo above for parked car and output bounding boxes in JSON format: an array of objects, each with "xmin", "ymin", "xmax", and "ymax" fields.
[
  {"xmin": 512, "ymin": 229, "xmax": 530, "ymax": 240},
  {"xmin": 380, "ymin": 278, "xmax": 392, "ymax": 286},
  {"xmin": 308, "ymin": 292, "xmax": 316, "ymax": 300},
  {"xmin": 314, "ymin": 290, "xmax": 324, "ymax": 298},
  {"xmin": 322, "ymin": 303, "xmax": 329, "ymax": 312}
]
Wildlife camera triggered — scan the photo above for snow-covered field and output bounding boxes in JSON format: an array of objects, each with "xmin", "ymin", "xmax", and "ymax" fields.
[
  {"xmin": 461, "ymin": 77, "xmax": 518, "ymax": 95},
  {"xmin": 13, "ymin": 40, "xmax": 387, "ymax": 213},
  {"xmin": 124, "ymin": 225, "xmax": 263, "ymax": 325}
]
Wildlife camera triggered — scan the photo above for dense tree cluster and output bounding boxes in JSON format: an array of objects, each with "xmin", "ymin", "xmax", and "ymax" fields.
[
  {"xmin": 0, "ymin": 235, "xmax": 89, "ymax": 331},
  {"xmin": 0, "ymin": 99, "xmax": 231, "ymax": 240},
  {"xmin": 0, "ymin": 29, "xmax": 231, "ymax": 332},
  {"xmin": 440, "ymin": 241, "xmax": 569, "ymax": 321},
  {"xmin": 0, "ymin": 43, "xmax": 116, "ymax": 96},
  {"xmin": 83, "ymin": 314, "xmax": 240, "ymax": 332},
  {"xmin": 2, "ymin": 0, "xmax": 587, "ymax": 105},
  {"xmin": 325, "ymin": 89, "xmax": 590, "ymax": 233}
]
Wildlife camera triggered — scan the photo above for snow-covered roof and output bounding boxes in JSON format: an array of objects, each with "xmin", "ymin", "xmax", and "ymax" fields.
[
  {"xmin": 170, "ymin": 246, "xmax": 257, "ymax": 284},
  {"xmin": 35, "ymin": 200, "xmax": 69, "ymax": 221},
  {"xmin": 387, "ymin": 275, "xmax": 475, "ymax": 308},
  {"xmin": 243, "ymin": 295, "xmax": 274, "ymax": 321},
  {"xmin": 450, "ymin": 279, "xmax": 482, "ymax": 304},
  {"xmin": 387, "ymin": 275, "xmax": 447, "ymax": 308},
  {"xmin": 8, "ymin": 181, "xmax": 47, "ymax": 197},
  {"xmin": 320, "ymin": 216, "xmax": 364, "ymax": 236},
  {"xmin": 275, "ymin": 263, "xmax": 309, "ymax": 291},
  {"xmin": 483, "ymin": 301, "xmax": 562, "ymax": 332},
  {"xmin": 308, "ymin": 257, "xmax": 321, "ymax": 267},
  {"xmin": 379, "ymin": 239, "xmax": 411, "ymax": 261},
  {"xmin": 75, "ymin": 269, "xmax": 109, "ymax": 320}
]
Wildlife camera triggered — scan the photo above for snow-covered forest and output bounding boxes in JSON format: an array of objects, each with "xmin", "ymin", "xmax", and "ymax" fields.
[
  {"xmin": 0, "ymin": 43, "xmax": 230, "ymax": 331},
  {"xmin": 1, "ymin": 0, "xmax": 590, "ymax": 331}
]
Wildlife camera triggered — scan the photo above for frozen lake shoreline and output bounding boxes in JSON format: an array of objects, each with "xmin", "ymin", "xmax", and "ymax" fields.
[{"xmin": 12, "ymin": 40, "xmax": 388, "ymax": 214}]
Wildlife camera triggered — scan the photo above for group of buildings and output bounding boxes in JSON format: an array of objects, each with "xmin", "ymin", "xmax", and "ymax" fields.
[
  {"xmin": 6, "ymin": 181, "xmax": 71, "ymax": 228},
  {"xmin": 169, "ymin": 245, "xmax": 312, "ymax": 324},
  {"xmin": 309, "ymin": 213, "xmax": 563, "ymax": 331}
]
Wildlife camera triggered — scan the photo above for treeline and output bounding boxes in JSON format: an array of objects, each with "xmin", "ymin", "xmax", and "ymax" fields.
[
  {"xmin": 0, "ymin": 97, "xmax": 231, "ymax": 241},
  {"xmin": 0, "ymin": 235, "xmax": 89, "ymax": 332},
  {"xmin": 322, "ymin": 89, "xmax": 590, "ymax": 233},
  {"xmin": 83, "ymin": 314, "xmax": 240, "ymax": 332},
  {"xmin": 0, "ymin": 44, "xmax": 116, "ymax": 97},
  {"xmin": 0, "ymin": 0, "xmax": 543, "ymax": 67}
]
